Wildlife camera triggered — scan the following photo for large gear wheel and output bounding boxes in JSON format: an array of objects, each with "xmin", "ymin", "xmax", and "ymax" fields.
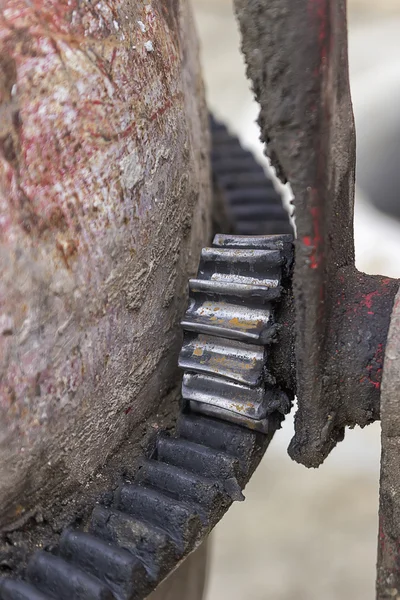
[{"xmin": 0, "ymin": 119, "xmax": 294, "ymax": 600}]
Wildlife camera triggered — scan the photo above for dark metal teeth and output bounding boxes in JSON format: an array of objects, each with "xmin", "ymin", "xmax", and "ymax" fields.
[
  {"xmin": 210, "ymin": 118, "xmax": 294, "ymax": 238},
  {"xmin": 211, "ymin": 144, "xmax": 250, "ymax": 160},
  {"xmin": 189, "ymin": 243, "xmax": 283, "ymax": 304},
  {"xmin": 181, "ymin": 297, "xmax": 275, "ymax": 345},
  {"xmin": 236, "ymin": 220, "xmax": 294, "ymax": 235},
  {"xmin": 1, "ymin": 418, "xmax": 266, "ymax": 600},
  {"xmin": 213, "ymin": 233, "xmax": 292, "ymax": 249},
  {"xmin": 0, "ymin": 580, "xmax": 53, "ymax": 600},
  {"xmin": 212, "ymin": 157, "xmax": 265, "ymax": 175},
  {"xmin": 180, "ymin": 231, "xmax": 291, "ymax": 430},
  {"xmin": 188, "ymin": 278, "xmax": 282, "ymax": 301},
  {"xmin": 136, "ymin": 460, "xmax": 228, "ymax": 522},
  {"xmin": 229, "ymin": 204, "xmax": 289, "ymax": 222},
  {"xmin": 59, "ymin": 530, "xmax": 146, "ymax": 600},
  {"xmin": 183, "ymin": 373, "xmax": 268, "ymax": 420},
  {"xmin": 180, "ymin": 117, "xmax": 294, "ymax": 433},
  {"xmin": 27, "ymin": 552, "xmax": 116, "ymax": 600},
  {"xmin": 216, "ymin": 172, "xmax": 274, "ymax": 189},
  {"xmin": 225, "ymin": 188, "xmax": 281, "ymax": 205},
  {"xmin": 176, "ymin": 413, "xmax": 261, "ymax": 471},
  {"xmin": 212, "ymin": 233, "xmax": 293, "ymax": 270},
  {"xmin": 89, "ymin": 507, "xmax": 173, "ymax": 582},
  {"xmin": 189, "ymin": 400, "xmax": 269, "ymax": 433},
  {"xmin": 200, "ymin": 246, "xmax": 282, "ymax": 269},
  {"xmin": 156, "ymin": 435, "xmax": 241, "ymax": 483},
  {"xmin": 115, "ymin": 484, "xmax": 201, "ymax": 554},
  {"xmin": 179, "ymin": 334, "xmax": 265, "ymax": 386}
]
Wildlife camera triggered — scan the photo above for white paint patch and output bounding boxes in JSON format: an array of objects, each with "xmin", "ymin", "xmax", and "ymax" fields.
[
  {"xmin": 120, "ymin": 150, "xmax": 144, "ymax": 191},
  {"xmin": 113, "ymin": 20, "xmax": 119, "ymax": 30},
  {"xmin": 137, "ymin": 20, "xmax": 146, "ymax": 32},
  {"xmin": 144, "ymin": 41, "xmax": 154, "ymax": 52},
  {"xmin": 53, "ymin": 86, "xmax": 70, "ymax": 103},
  {"xmin": 0, "ymin": 313, "xmax": 14, "ymax": 335}
]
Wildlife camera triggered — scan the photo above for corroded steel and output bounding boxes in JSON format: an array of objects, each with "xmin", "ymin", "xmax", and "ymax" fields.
[
  {"xmin": 234, "ymin": 0, "xmax": 399, "ymax": 467},
  {"xmin": 0, "ymin": 0, "xmax": 211, "ymax": 530}
]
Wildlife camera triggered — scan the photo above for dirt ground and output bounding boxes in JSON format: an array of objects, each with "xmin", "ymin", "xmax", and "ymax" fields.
[{"xmin": 190, "ymin": 1, "xmax": 400, "ymax": 599}]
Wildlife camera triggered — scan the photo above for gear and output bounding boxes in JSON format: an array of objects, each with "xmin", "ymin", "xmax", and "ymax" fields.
[
  {"xmin": 179, "ymin": 232, "xmax": 292, "ymax": 432},
  {"xmin": 0, "ymin": 118, "xmax": 293, "ymax": 600}
]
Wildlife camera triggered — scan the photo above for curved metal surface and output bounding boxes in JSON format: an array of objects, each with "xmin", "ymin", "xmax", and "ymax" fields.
[{"xmin": 0, "ymin": 1, "xmax": 211, "ymax": 528}]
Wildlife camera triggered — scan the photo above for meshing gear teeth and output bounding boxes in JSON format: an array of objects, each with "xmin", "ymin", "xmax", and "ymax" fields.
[
  {"xmin": 210, "ymin": 116, "xmax": 294, "ymax": 236},
  {"xmin": 179, "ymin": 233, "xmax": 292, "ymax": 433},
  {"xmin": 0, "ymin": 117, "xmax": 293, "ymax": 600}
]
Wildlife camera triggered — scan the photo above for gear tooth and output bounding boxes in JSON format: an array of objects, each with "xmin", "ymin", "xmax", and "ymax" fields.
[
  {"xmin": 190, "ymin": 245, "xmax": 282, "ymax": 304},
  {"xmin": 156, "ymin": 435, "xmax": 241, "ymax": 483},
  {"xmin": 212, "ymin": 233, "xmax": 292, "ymax": 249},
  {"xmin": 181, "ymin": 298, "xmax": 275, "ymax": 345},
  {"xmin": 188, "ymin": 278, "xmax": 282, "ymax": 301},
  {"xmin": 229, "ymin": 203, "xmax": 289, "ymax": 222},
  {"xmin": 189, "ymin": 401, "xmax": 270, "ymax": 433},
  {"xmin": 212, "ymin": 157, "xmax": 265, "ymax": 176},
  {"xmin": 236, "ymin": 220, "xmax": 294, "ymax": 235},
  {"xmin": 183, "ymin": 372, "xmax": 267, "ymax": 421},
  {"xmin": 181, "ymin": 124, "xmax": 294, "ymax": 429},
  {"xmin": 89, "ymin": 508, "xmax": 173, "ymax": 582},
  {"xmin": 114, "ymin": 484, "xmax": 201, "ymax": 554},
  {"xmin": 179, "ymin": 333, "xmax": 265, "ymax": 386},
  {"xmin": 213, "ymin": 148, "xmax": 253, "ymax": 162},
  {"xmin": 210, "ymin": 129, "xmax": 236, "ymax": 144},
  {"xmin": 59, "ymin": 529, "xmax": 146, "ymax": 600},
  {"xmin": 216, "ymin": 171, "xmax": 273, "ymax": 189},
  {"xmin": 136, "ymin": 460, "xmax": 228, "ymax": 522},
  {"xmin": 0, "ymin": 579, "xmax": 53, "ymax": 600},
  {"xmin": 199, "ymin": 246, "xmax": 282, "ymax": 268},
  {"xmin": 209, "ymin": 115, "xmax": 225, "ymax": 133},
  {"xmin": 176, "ymin": 413, "xmax": 260, "ymax": 468},
  {"xmin": 225, "ymin": 188, "xmax": 282, "ymax": 206},
  {"xmin": 212, "ymin": 146, "xmax": 250, "ymax": 161},
  {"xmin": 26, "ymin": 552, "xmax": 115, "ymax": 600}
]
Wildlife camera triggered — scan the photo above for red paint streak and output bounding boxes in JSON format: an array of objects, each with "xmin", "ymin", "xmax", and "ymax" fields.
[
  {"xmin": 150, "ymin": 97, "xmax": 173, "ymax": 121},
  {"xmin": 361, "ymin": 343, "xmax": 384, "ymax": 390},
  {"xmin": 308, "ymin": 0, "xmax": 329, "ymax": 65},
  {"xmin": 110, "ymin": 47, "xmax": 117, "ymax": 71},
  {"xmin": 124, "ymin": 406, "xmax": 132, "ymax": 415},
  {"xmin": 361, "ymin": 290, "xmax": 379, "ymax": 310},
  {"xmin": 303, "ymin": 202, "xmax": 322, "ymax": 269}
]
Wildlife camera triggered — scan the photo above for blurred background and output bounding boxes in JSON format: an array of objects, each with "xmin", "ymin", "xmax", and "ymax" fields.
[{"xmin": 190, "ymin": 1, "xmax": 400, "ymax": 599}]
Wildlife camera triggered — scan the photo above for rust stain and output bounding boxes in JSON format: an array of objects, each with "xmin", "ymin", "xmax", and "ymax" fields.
[{"xmin": 228, "ymin": 317, "xmax": 258, "ymax": 330}]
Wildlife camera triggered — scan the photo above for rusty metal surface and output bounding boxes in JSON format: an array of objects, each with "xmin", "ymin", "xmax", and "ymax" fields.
[
  {"xmin": 377, "ymin": 286, "xmax": 400, "ymax": 600},
  {"xmin": 0, "ymin": 0, "xmax": 211, "ymax": 530},
  {"xmin": 234, "ymin": 0, "xmax": 399, "ymax": 467}
]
